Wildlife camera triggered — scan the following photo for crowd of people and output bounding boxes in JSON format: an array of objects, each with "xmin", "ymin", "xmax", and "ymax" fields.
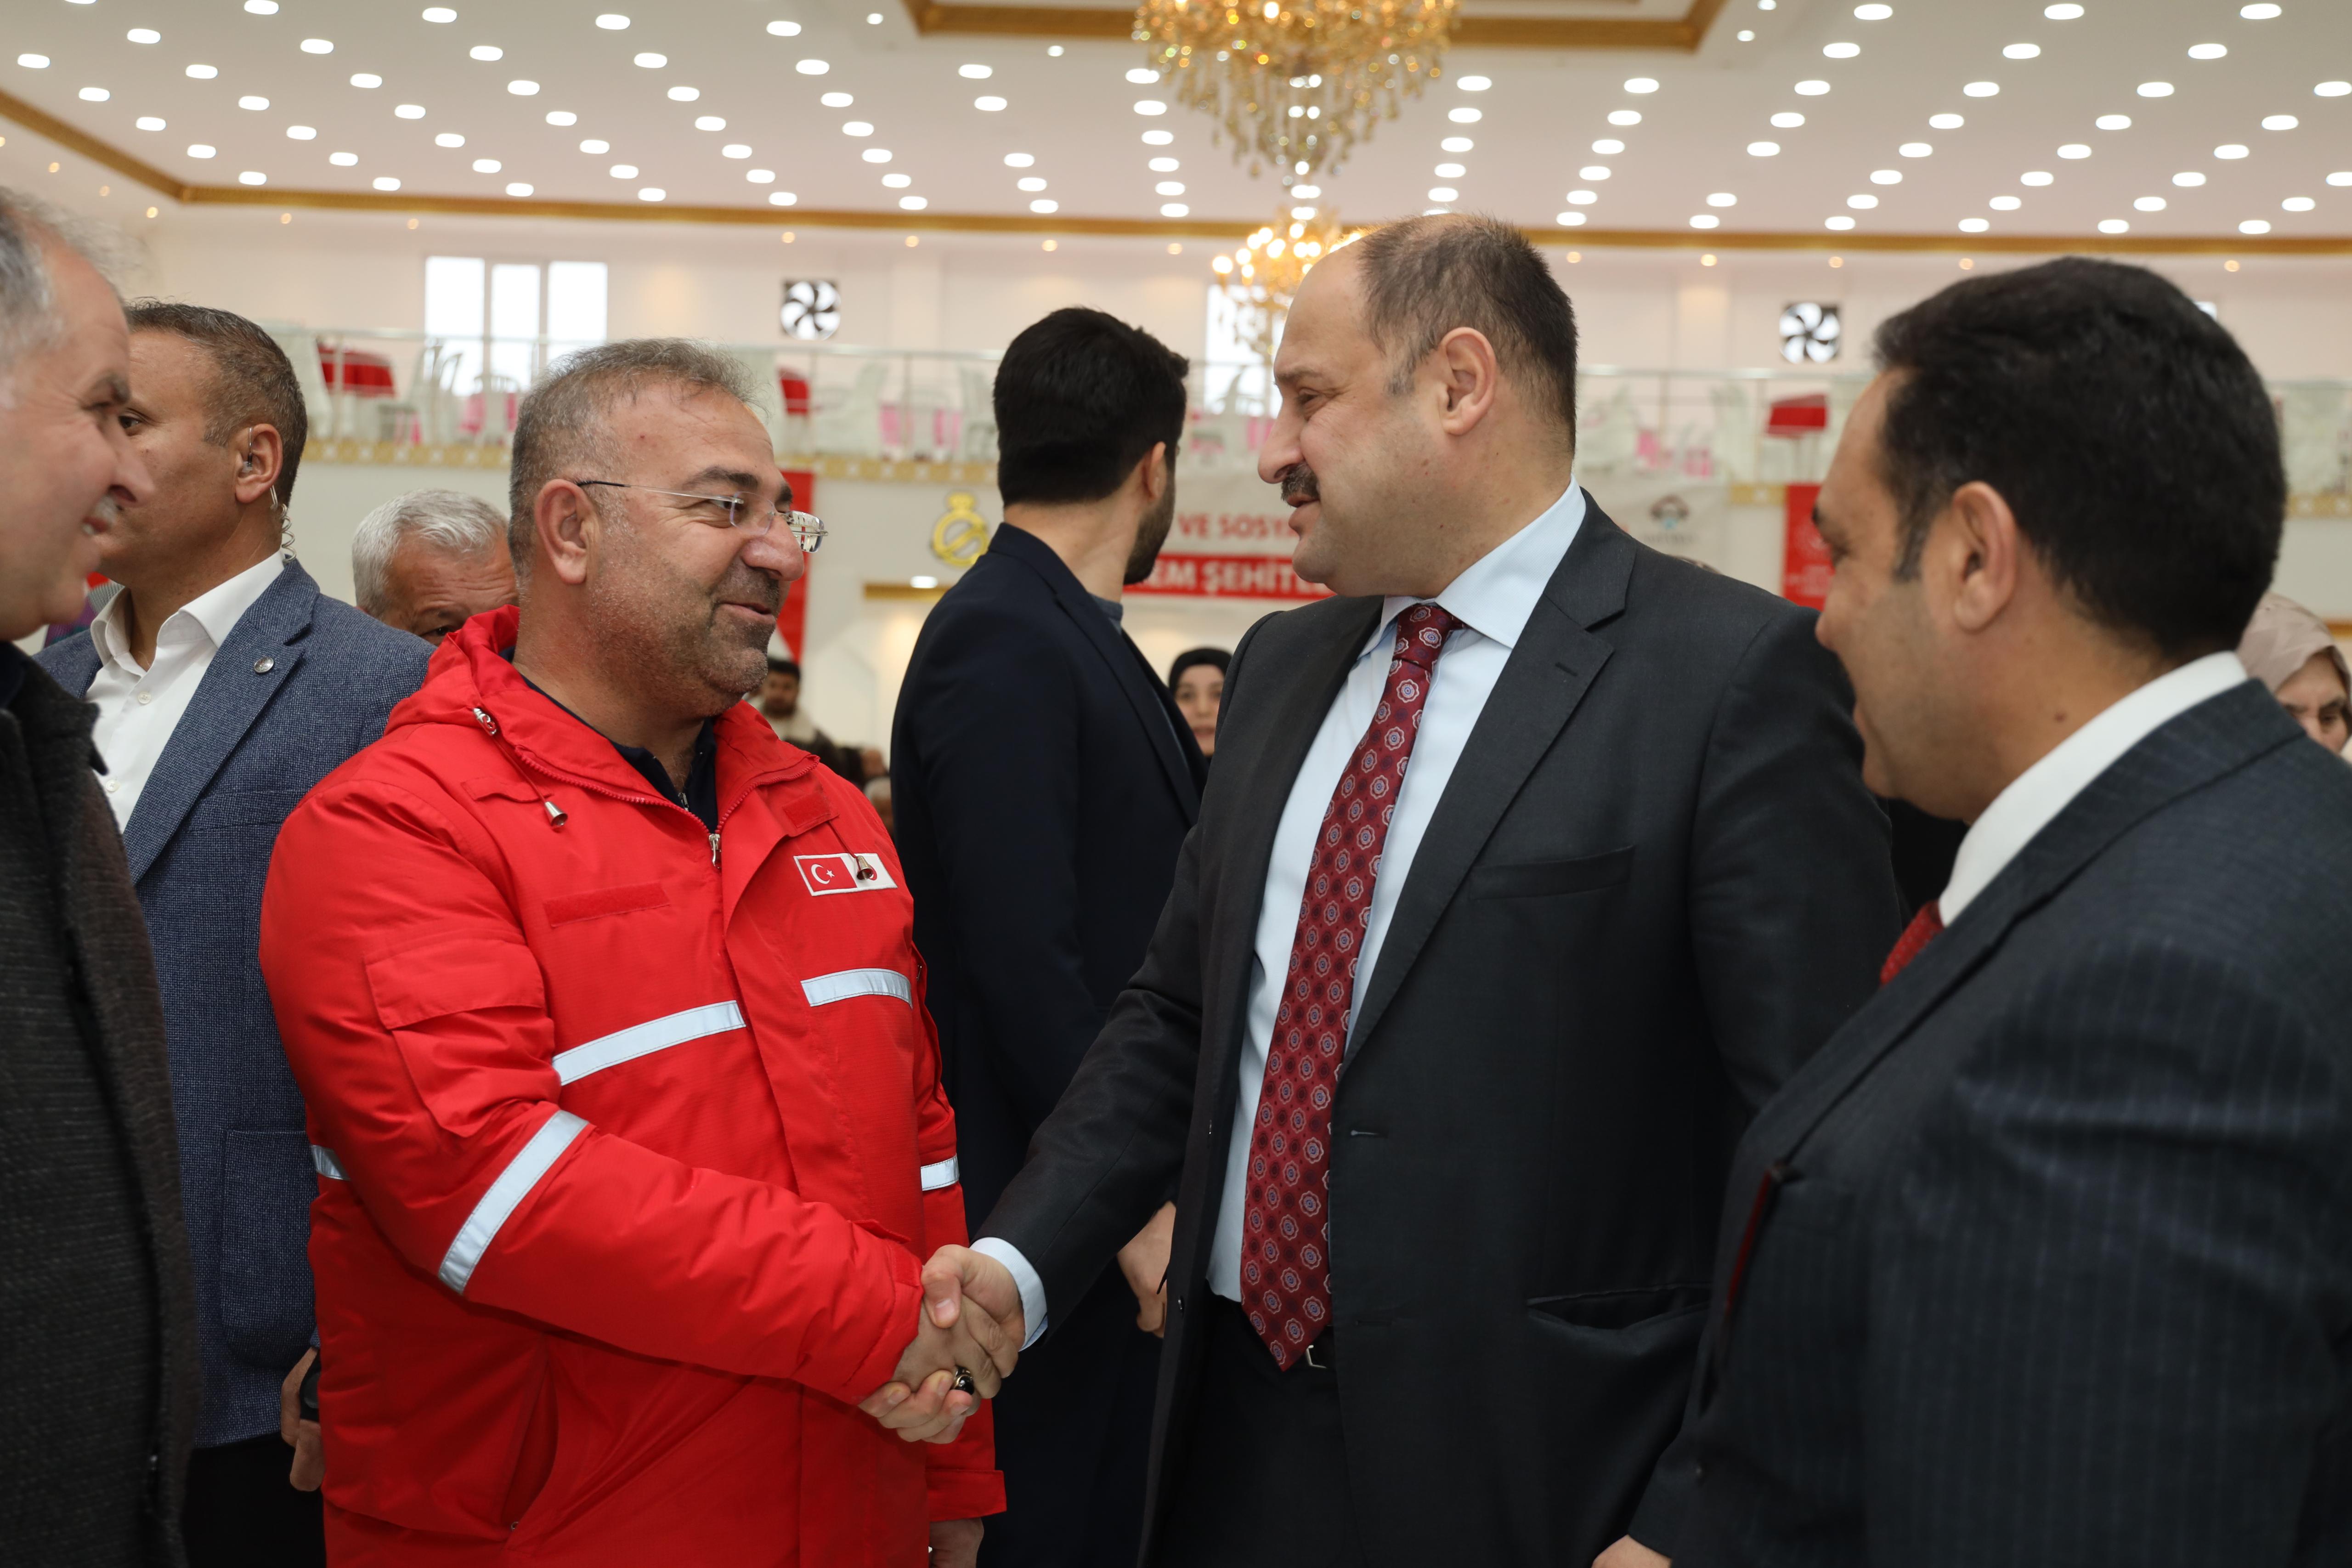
[{"xmin": 3, "ymin": 180, "xmax": 2350, "ymax": 1568}]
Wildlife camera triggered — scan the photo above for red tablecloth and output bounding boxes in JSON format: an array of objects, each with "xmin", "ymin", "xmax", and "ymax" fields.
[{"xmin": 319, "ymin": 345, "xmax": 396, "ymax": 395}]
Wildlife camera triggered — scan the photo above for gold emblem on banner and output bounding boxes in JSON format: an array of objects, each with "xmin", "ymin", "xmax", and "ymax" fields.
[{"xmin": 931, "ymin": 492, "xmax": 991, "ymax": 568}]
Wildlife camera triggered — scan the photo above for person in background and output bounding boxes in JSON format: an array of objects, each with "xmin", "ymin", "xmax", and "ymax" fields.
[
  {"xmin": 758, "ymin": 653, "xmax": 849, "ymax": 768},
  {"xmin": 891, "ymin": 307, "xmax": 1205, "ymax": 1568},
  {"xmin": 37, "ymin": 301, "xmax": 430, "ymax": 1568},
  {"xmin": 1644, "ymin": 258, "xmax": 2352, "ymax": 1568},
  {"xmin": 351, "ymin": 487, "xmax": 517, "ymax": 644},
  {"xmin": 258, "ymin": 338, "xmax": 1006, "ymax": 1566},
  {"xmin": 1168, "ymin": 646, "xmax": 1228, "ymax": 760},
  {"xmin": 0, "ymin": 183, "xmax": 197, "ymax": 1568},
  {"xmin": 2238, "ymin": 591, "xmax": 2349, "ymax": 754}
]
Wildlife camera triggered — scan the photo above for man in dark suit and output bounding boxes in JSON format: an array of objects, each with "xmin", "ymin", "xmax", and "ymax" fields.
[
  {"xmin": 892, "ymin": 308, "xmax": 1205, "ymax": 1567},
  {"xmin": 1, "ymin": 182, "xmax": 199, "ymax": 1568},
  {"xmin": 40, "ymin": 302, "xmax": 430, "ymax": 1567},
  {"xmin": 1628, "ymin": 259, "xmax": 2352, "ymax": 1567},
  {"xmin": 901, "ymin": 216, "xmax": 1901, "ymax": 1567}
]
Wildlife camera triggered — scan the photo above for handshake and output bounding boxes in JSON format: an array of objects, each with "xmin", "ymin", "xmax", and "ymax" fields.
[{"xmin": 856, "ymin": 1246, "xmax": 1026, "ymax": 1444}]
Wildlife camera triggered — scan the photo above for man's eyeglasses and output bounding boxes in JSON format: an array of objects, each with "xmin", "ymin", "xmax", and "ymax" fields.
[{"xmin": 575, "ymin": 480, "xmax": 827, "ymax": 553}]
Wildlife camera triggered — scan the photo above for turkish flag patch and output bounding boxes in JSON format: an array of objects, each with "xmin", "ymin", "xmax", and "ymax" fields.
[{"xmin": 795, "ymin": 852, "xmax": 898, "ymax": 895}]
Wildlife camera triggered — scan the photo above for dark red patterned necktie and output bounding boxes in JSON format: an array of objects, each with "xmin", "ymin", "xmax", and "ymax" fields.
[
  {"xmin": 1244, "ymin": 601, "xmax": 1464, "ymax": 1367},
  {"xmin": 1880, "ymin": 902, "xmax": 1944, "ymax": 984}
]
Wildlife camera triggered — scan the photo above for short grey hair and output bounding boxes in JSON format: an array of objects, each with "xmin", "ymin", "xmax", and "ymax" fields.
[
  {"xmin": 507, "ymin": 338, "xmax": 763, "ymax": 582},
  {"xmin": 351, "ymin": 488, "xmax": 509, "ymax": 614},
  {"xmin": 0, "ymin": 184, "xmax": 136, "ymax": 394}
]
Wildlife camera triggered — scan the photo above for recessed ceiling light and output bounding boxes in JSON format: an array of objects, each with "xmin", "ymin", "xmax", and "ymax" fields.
[
  {"xmin": 246, "ymin": 0, "xmax": 278, "ymax": 11},
  {"xmin": 79, "ymin": 87, "xmax": 110, "ymax": 102},
  {"xmin": 2262, "ymin": 113, "xmax": 2298, "ymax": 130},
  {"xmin": 2004, "ymin": 42, "xmax": 2040, "ymax": 58},
  {"xmin": 667, "ymin": 86, "xmax": 699, "ymax": 101},
  {"xmin": 469, "ymin": 157, "xmax": 498, "ymax": 172},
  {"xmin": 238, "ymin": 170, "xmax": 268, "ymax": 184},
  {"xmin": 2098, "ymin": 218, "xmax": 2130, "ymax": 232},
  {"xmin": 352, "ymin": 73, "xmax": 383, "ymax": 88},
  {"xmin": 396, "ymin": 103, "xmax": 426, "ymax": 118},
  {"xmin": 796, "ymin": 59, "xmax": 829, "ymax": 74},
  {"xmin": 1738, "ymin": 28, "xmax": 1756, "ymax": 40},
  {"xmin": 1160, "ymin": 202, "xmax": 1189, "ymax": 217},
  {"xmin": 1826, "ymin": 215, "xmax": 1856, "ymax": 230},
  {"xmin": 2330, "ymin": 172, "xmax": 2352, "ymax": 186},
  {"xmin": 868, "ymin": 11, "xmax": 883, "ymax": 21},
  {"xmin": 882, "ymin": 172, "xmax": 911, "ymax": 187},
  {"xmin": 2096, "ymin": 113, "xmax": 2132, "ymax": 129},
  {"xmin": 820, "ymin": 92, "xmax": 853, "ymax": 107},
  {"xmin": 1795, "ymin": 79, "xmax": 1831, "ymax": 96},
  {"xmin": 1158, "ymin": 180, "xmax": 1187, "ymax": 195},
  {"xmin": 1707, "ymin": 192, "xmax": 1737, "ymax": 207},
  {"xmin": 1854, "ymin": 2, "xmax": 1892, "ymax": 17},
  {"xmin": 1900, "ymin": 142, "xmax": 1932, "ymax": 156},
  {"xmin": 1142, "ymin": 128, "xmax": 1173, "ymax": 144},
  {"xmin": 2238, "ymin": 218, "xmax": 2270, "ymax": 232},
  {"xmin": 2021, "ymin": 170, "xmax": 2054, "ymax": 185},
  {"xmin": 634, "ymin": 51, "xmax": 666, "ymax": 68},
  {"xmin": 1847, "ymin": 193, "xmax": 1880, "ymax": 209},
  {"xmin": 1823, "ymin": 41, "xmax": 1860, "ymax": 58},
  {"xmin": 2138, "ymin": 81, "xmax": 2173, "ymax": 96},
  {"xmin": 135, "ymin": 115, "xmax": 165, "ymax": 130},
  {"xmin": 1127, "ymin": 68, "xmax": 1160, "ymax": 84},
  {"xmin": 2318, "ymin": 81, "xmax": 2352, "ymax": 97},
  {"xmin": 300, "ymin": 38, "xmax": 334, "ymax": 54},
  {"xmin": 286, "ymin": 125, "xmax": 316, "ymax": 139},
  {"xmin": 2058, "ymin": 142, "xmax": 2092, "ymax": 158},
  {"xmin": 2282, "ymin": 195, "xmax": 2316, "ymax": 210},
  {"xmin": 2240, "ymin": 2, "xmax": 2281, "ymax": 15},
  {"xmin": 2134, "ymin": 195, "xmax": 2166, "ymax": 210},
  {"xmin": 747, "ymin": 168, "xmax": 775, "ymax": 182},
  {"xmin": 1592, "ymin": 139, "xmax": 1624, "ymax": 153},
  {"xmin": 1624, "ymin": 77, "xmax": 1659, "ymax": 92},
  {"xmin": 1748, "ymin": 140, "xmax": 1781, "ymax": 156},
  {"xmin": 1771, "ymin": 112, "xmax": 1807, "ymax": 128},
  {"xmin": 186, "ymin": 63, "xmax": 219, "ymax": 79},
  {"xmin": 2216, "ymin": 142, "xmax": 2249, "ymax": 158},
  {"xmin": 843, "ymin": 119, "xmax": 873, "ymax": 135},
  {"xmin": 329, "ymin": 151, "xmax": 357, "ymax": 164},
  {"xmin": 1442, "ymin": 135, "xmax": 1474, "ymax": 151},
  {"xmin": 1556, "ymin": 212, "xmax": 1586, "ymax": 227},
  {"xmin": 128, "ymin": 28, "xmax": 160, "ymax": 42},
  {"xmin": 2173, "ymin": 171, "xmax": 2205, "ymax": 186},
  {"xmin": 1963, "ymin": 80, "xmax": 1999, "ymax": 96},
  {"xmin": 2044, "ymin": 2, "xmax": 2084, "ymax": 16},
  {"xmin": 2188, "ymin": 43, "xmax": 2227, "ymax": 59},
  {"xmin": 975, "ymin": 95, "xmax": 1007, "ymax": 110},
  {"xmin": 1929, "ymin": 112, "xmax": 1964, "ymax": 128},
  {"xmin": 1458, "ymin": 74, "xmax": 1491, "ymax": 91},
  {"xmin": 769, "ymin": 191, "xmax": 797, "ymax": 205},
  {"xmin": 580, "ymin": 137, "xmax": 609, "ymax": 153},
  {"xmin": 722, "ymin": 142, "xmax": 750, "ymax": 157},
  {"xmin": 239, "ymin": 95, "xmax": 270, "ymax": 110},
  {"xmin": 1870, "ymin": 168, "xmax": 1901, "ymax": 184},
  {"xmin": 1017, "ymin": 175, "xmax": 1046, "ymax": 190},
  {"xmin": 1030, "ymin": 198, "xmax": 1057, "ymax": 212},
  {"xmin": 470, "ymin": 45, "xmax": 503, "ymax": 61},
  {"xmin": 1435, "ymin": 162, "xmax": 1465, "ymax": 177},
  {"xmin": 694, "ymin": 116, "xmax": 724, "ymax": 131},
  {"xmin": 639, "ymin": 187, "xmax": 664, "ymax": 201},
  {"xmin": 1990, "ymin": 194, "xmax": 2022, "ymax": 209},
  {"xmin": 767, "ymin": 20, "xmax": 801, "ymax": 35},
  {"xmin": 1566, "ymin": 189, "xmax": 1597, "ymax": 205},
  {"xmin": 422, "ymin": 6, "xmax": 455, "ymax": 21},
  {"xmin": 1149, "ymin": 156, "xmax": 1181, "ymax": 172},
  {"xmin": 1608, "ymin": 109, "xmax": 1643, "ymax": 125},
  {"xmin": 506, "ymin": 181, "xmax": 533, "ymax": 195},
  {"xmin": 1579, "ymin": 164, "xmax": 1611, "ymax": 179},
  {"xmin": 1005, "ymin": 152, "xmax": 1035, "ymax": 167},
  {"xmin": 435, "ymin": 132, "xmax": 465, "ymax": 147},
  {"xmin": 1690, "ymin": 214, "xmax": 1721, "ymax": 229},
  {"xmin": 609, "ymin": 162, "xmax": 637, "ymax": 176},
  {"xmin": 15, "ymin": 53, "xmax": 48, "ymax": 68},
  {"xmin": 863, "ymin": 147, "xmax": 892, "ymax": 162},
  {"xmin": 373, "ymin": 175, "xmax": 401, "ymax": 189},
  {"xmin": 597, "ymin": 13, "xmax": 630, "ymax": 28},
  {"xmin": 1135, "ymin": 99, "xmax": 1169, "ymax": 115},
  {"xmin": 187, "ymin": 143, "xmax": 217, "ymax": 158},
  {"xmin": 1959, "ymin": 217, "xmax": 1990, "ymax": 232}
]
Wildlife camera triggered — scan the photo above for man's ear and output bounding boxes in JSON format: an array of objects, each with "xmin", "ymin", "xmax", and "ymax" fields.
[
  {"xmin": 534, "ymin": 481, "xmax": 597, "ymax": 588},
  {"xmin": 1429, "ymin": 327, "xmax": 1501, "ymax": 436},
  {"xmin": 1942, "ymin": 480, "xmax": 2022, "ymax": 636},
  {"xmin": 233, "ymin": 424, "xmax": 286, "ymax": 508},
  {"xmin": 1134, "ymin": 441, "xmax": 1171, "ymax": 503}
]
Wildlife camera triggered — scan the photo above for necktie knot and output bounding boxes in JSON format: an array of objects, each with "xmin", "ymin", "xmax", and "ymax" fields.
[{"xmin": 1391, "ymin": 604, "xmax": 1464, "ymax": 674}]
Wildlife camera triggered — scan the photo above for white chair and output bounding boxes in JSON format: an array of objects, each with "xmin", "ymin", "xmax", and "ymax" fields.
[
  {"xmin": 958, "ymin": 366, "xmax": 998, "ymax": 461},
  {"xmin": 371, "ymin": 342, "xmax": 437, "ymax": 445},
  {"xmin": 812, "ymin": 362, "xmax": 888, "ymax": 457},
  {"xmin": 476, "ymin": 372, "xmax": 522, "ymax": 446},
  {"xmin": 1709, "ymin": 382, "xmax": 1757, "ymax": 484},
  {"xmin": 2281, "ymin": 385, "xmax": 2348, "ymax": 497},
  {"xmin": 272, "ymin": 328, "xmax": 344, "ymax": 444},
  {"xmin": 901, "ymin": 379, "xmax": 947, "ymax": 462}
]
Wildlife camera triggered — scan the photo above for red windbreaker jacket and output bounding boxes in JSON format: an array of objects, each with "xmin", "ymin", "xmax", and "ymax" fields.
[{"xmin": 259, "ymin": 608, "xmax": 1000, "ymax": 1565}]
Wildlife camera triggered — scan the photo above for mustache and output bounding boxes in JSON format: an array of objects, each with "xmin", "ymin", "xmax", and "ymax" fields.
[
  {"xmin": 1278, "ymin": 462, "xmax": 1320, "ymax": 506},
  {"xmin": 714, "ymin": 565, "xmax": 782, "ymax": 616}
]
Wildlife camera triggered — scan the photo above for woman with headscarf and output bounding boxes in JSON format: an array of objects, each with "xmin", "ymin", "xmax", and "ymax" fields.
[
  {"xmin": 2238, "ymin": 592, "xmax": 2350, "ymax": 754},
  {"xmin": 1168, "ymin": 645, "xmax": 1229, "ymax": 760}
]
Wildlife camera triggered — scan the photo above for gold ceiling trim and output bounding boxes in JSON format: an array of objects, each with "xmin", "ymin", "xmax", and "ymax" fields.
[
  {"xmin": 899, "ymin": 0, "xmax": 1732, "ymax": 48},
  {"xmin": 7, "ymin": 95, "xmax": 2352, "ymax": 255}
]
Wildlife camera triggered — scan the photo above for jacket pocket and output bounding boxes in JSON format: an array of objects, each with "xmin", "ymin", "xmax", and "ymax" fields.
[
  {"xmin": 219, "ymin": 1128, "xmax": 319, "ymax": 1367},
  {"xmin": 368, "ymin": 936, "xmax": 549, "ymax": 1135},
  {"xmin": 189, "ymin": 787, "xmax": 311, "ymax": 833},
  {"xmin": 1467, "ymin": 846, "xmax": 1635, "ymax": 899},
  {"xmin": 544, "ymin": 882, "xmax": 671, "ymax": 927},
  {"xmin": 1527, "ymin": 1281, "xmax": 1710, "ymax": 1335}
]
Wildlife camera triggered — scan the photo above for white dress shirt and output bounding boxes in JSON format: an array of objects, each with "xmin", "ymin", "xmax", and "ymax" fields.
[
  {"xmin": 976, "ymin": 485, "xmax": 1587, "ymax": 1339},
  {"xmin": 85, "ymin": 553, "xmax": 285, "ymax": 828},
  {"xmin": 1938, "ymin": 651, "xmax": 2249, "ymax": 924}
]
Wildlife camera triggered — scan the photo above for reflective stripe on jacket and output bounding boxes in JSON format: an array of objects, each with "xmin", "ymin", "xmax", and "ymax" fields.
[{"xmin": 259, "ymin": 606, "xmax": 999, "ymax": 1566}]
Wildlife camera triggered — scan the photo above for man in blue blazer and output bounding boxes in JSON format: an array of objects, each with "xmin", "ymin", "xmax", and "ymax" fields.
[
  {"xmin": 892, "ymin": 308, "xmax": 1206, "ymax": 1567},
  {"xmin": 41, "ymin": 303, "xmax": 430, "ymax": 1568}
]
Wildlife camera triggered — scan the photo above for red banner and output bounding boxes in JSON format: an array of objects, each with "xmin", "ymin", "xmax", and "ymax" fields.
[
  {"xmin": 775, "ymin": 467, "xmax": 815, "ymax": 658},
  {"xmin": 1781, "ymin": 481, "xmax": 1831, "ymax": 609},
  {"xmin": 1128, "ymin": 552, "xmax": 1334, "ymax": 601}
]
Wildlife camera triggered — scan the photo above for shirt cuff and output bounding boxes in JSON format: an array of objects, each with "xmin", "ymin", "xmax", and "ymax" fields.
[{"xmin": 969, "ymin": 1236, "xmax": 1049, "ymax": 1350}]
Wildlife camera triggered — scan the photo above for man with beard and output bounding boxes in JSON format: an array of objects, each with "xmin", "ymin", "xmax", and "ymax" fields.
[
  {"xmin": 891, "ymin": 308, "xmax": 1205, "ymax": 1568},
  {"xmin": 258, "ymin": 340, "xmax": 1009, "ymax": 1566}
]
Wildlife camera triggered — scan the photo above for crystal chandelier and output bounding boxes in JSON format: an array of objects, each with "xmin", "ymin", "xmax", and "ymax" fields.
[
  {"xmin": 1133, "ymin": 0, "xmax": 1459, "ymax": 186},
  {"xmin": 1211, "ymin": 208, "xmax": 1361, "ymax": 363}
]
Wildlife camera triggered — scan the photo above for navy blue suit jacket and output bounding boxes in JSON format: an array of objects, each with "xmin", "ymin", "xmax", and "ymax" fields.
[{"xmin": 42, "ymin": 559, "xmax": 431, "ymax": 1447}]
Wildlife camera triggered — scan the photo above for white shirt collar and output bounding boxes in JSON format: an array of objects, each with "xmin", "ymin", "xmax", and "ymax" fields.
[
  {"xmin": 1370, "ymin": 483, "xmax": 1586, "ymax": 657},
  {"xmin": 1939, "ymin": 650, "xmax": 2250, "ymax": 923},
  {"xmin": 90, "ymin": 552, "xmax": 287, "ymax": 678}
]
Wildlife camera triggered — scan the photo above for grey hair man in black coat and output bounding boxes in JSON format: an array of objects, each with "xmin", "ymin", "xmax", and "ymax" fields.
[{"xmin": 0, "ymin": 184, "xmax": 198, "ymax": 1566}]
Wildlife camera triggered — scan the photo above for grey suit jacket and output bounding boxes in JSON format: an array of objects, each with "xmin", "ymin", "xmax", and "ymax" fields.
[
  {"xmin": 41, "ymin": 560, "xmax": 431, "ymax": 1447},
  {"xmin": 984, "ymin": 501, "xmax": 1904, "ymax": 1566},
  {"xmin": 1645, "ymin": 681, "xmax": 2352, "ymax": 1567}
]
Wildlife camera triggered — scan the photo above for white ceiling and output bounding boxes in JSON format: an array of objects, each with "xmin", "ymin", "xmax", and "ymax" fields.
[{"xmin": 6, "ymin": 0, "xmax": 2350, "ymax": 239}]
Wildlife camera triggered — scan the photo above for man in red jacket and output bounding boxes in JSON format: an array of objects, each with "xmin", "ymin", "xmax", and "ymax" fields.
[{"xmin": 259, "ymin": 340, "xmax": 1011, "ymax": 1566}]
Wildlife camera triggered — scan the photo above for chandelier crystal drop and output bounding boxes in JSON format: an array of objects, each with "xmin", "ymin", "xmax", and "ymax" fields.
[
  {"xmin": 1133, "ymin": 0, "xmax": 1457, "ymax": 184},
  {"xmin": 1210, "ymin": 208, "xmax": 1363, "ymax": 362}
]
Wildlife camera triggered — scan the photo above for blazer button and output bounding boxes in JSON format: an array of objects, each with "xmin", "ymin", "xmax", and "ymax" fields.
[
  {"xmin": 1693, "ymin": 1462, "xmax": 1707, "ymax": 1485},
  {"xmin": 1173, "ymin": 1295, "xmax": 1186, "ymax": 1314},
  {"xmin": 254, "ymin": 657, "xmax": 275, "ymax": 674}
]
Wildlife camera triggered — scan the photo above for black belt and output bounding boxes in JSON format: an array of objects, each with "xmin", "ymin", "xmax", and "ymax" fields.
[{"xmin": 1207, "ymin": 1292, "xmax": 1340, "ymax": 1373}]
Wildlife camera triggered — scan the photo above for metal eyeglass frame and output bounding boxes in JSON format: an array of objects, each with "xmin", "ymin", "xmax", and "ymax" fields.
[{"xmin": 574, "ymin": 480, "xmax": 827, "ymax": 554}]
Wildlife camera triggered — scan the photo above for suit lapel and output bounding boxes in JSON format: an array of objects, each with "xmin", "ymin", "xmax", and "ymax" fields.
[
  {"xmin": 122, "ymin": 559, "xmax": 316, "ymax": 885},
  {"xmin": 40, "ymin": 635, "xmax": 102, "ymax": 708},
  {"xmin": 1346, "ymin": 503, "xmax": 1634, "ymax": 1056}
]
